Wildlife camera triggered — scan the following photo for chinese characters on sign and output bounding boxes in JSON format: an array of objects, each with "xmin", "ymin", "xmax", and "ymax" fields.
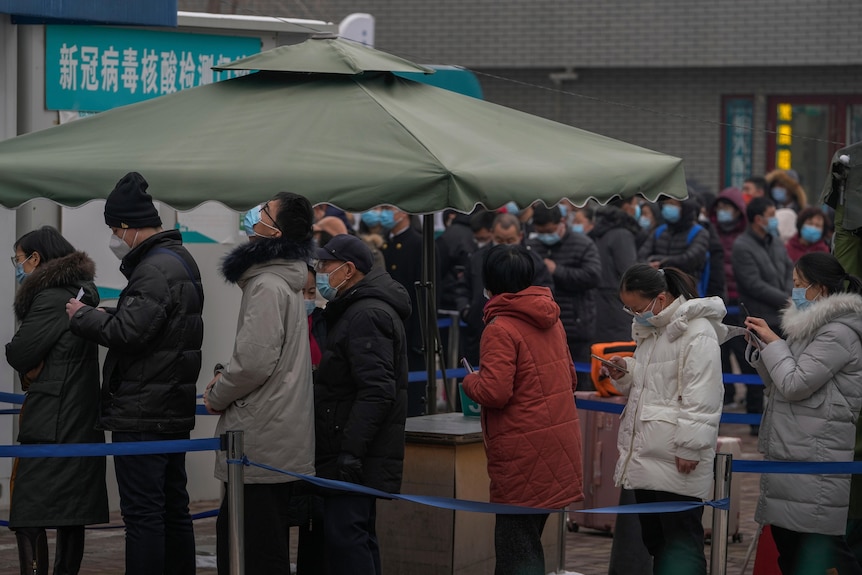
[
  {"xmin": 723, "ymin": 98, "xmax": 754, "ymax": 190},
  {"xmin": 47, "ymin": 25, "xmax": 261, "ymax": 112}
]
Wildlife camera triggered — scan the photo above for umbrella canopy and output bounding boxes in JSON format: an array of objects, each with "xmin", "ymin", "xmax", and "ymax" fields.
[{"xmin": 0, "ymin": 41, "xmax": 686, "ymax": 212}]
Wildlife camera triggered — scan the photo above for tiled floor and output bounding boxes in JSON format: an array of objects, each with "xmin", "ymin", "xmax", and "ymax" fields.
[{"xmin": 0, "ymin": 421, "xmax": 763, "ymax": 574}]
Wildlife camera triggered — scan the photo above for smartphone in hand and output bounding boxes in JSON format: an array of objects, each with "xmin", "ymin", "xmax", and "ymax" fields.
[
  {"xmin": 460, "ymin": 357, "xmax": 475, "ymax": 373},
  {"xmin": 591, "ymin": 354, "xmax": 628, "ymax": 374},
  {"xmin": 739, "ymin": 301, "xmax": 751, "ymax": 318}
]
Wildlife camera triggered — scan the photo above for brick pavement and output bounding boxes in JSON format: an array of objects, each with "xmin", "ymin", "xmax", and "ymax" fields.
[{"xmin": 0, "ymin": 422, "xmax": 761, "ymax": 574}]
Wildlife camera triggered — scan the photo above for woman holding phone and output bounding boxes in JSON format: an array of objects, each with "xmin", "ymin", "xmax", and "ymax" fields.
[
  {"xmin": 461, "ymin": 244, "xmax": 583, "ymax": 575},
  {"xmin": 605, "ymin": 264, "xmax": 727, "ymax": 575},
  {"xmin": 5, "ymin": 226, "xmax": 107, "ymax": 574},
  {"xmin": 744, "ymin": 252, "xmax": 862, "ymax": 575}
]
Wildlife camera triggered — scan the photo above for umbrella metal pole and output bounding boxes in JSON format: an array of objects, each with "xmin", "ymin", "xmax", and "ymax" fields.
[
  {"xmin": 422, "ymin": 214, "xmax": 438, "ymax": 414},
  {"xmin": 226, "ymin": 430, "xmax": 245, "ymax": 575},
  {"xmin": 710, "ymin": 452, "xmax": 731, "ymax": 575}
]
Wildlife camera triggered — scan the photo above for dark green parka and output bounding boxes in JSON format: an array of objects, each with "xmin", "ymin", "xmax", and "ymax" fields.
[{"xmin": 5, "ymin": 251, "xmax": 108, "ymax": 527}]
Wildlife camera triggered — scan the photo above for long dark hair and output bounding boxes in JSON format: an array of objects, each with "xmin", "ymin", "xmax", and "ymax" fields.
[
  {"xmin": 796, "ymin": 252, "xmax": 862, "ymax": 296},
  {"xmin": 619, "ymin": 263, "xmax": 698, "ymax": 300},
  {"xmin": 14, "ymin": 226, "xmax": 75, "ymax": 263}
]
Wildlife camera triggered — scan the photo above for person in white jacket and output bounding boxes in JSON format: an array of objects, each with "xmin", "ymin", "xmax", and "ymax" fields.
[{"xmin": 605, "ymin": 264, "xmax": 726, "ymax": 575}]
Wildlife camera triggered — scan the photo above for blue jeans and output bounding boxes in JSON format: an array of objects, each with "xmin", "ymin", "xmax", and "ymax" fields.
[{"xmin": 112, "ymin": 431, "xmax": 195, "ymax": 575}]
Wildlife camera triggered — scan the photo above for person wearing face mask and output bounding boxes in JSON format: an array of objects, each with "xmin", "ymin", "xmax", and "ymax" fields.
[
  {"xmin": 527, "ymin": 203, "xmax": 601, "ymax": 389},
  {"xmin": 66, "ymin": 171, "xmax": 203, "ymax": 575},
  {"xmin": 709, "ymin": 187, "xmax": 758, "ymax": 405},
  {"xmin": 241, "ymin": 203, "xmax": 263, "ymax": 241},
  {"xmin": 203, "ymin": 192, "xmax": 318, "ymax": 574},
  {"xmin": 312, "ymin": 233, "xmax": 410, "ymax": 575},
  {"xmin": 605, "ymin": 264, "xmax": 728, "ymax": 575},
  {"xmin": 454, "ymin": 213, "xmax": 554, "ymax": 365},
  {"xmin": 785, "ymin": 206, "xmax": 831, "ymax": 263},
  {"xmin": 637, "ymin": 197, "xmax": 711, "ymax": 290},
  {"xmin": 380, "ymin": 206, "xmax": 426, "ymax": 406},
  {"xmin": 731, "ymin": 196, "xmax": 794, "ymax": 433},
  {"xmin": 765, "ymin": 169, "xmax": 808, "ymax": 213},
  {"xmin": 6, "ymin": 226, "xmax": 108, "ymax": 575},
  {"xmin": 744, "ymin": 253, "xmax": 862, "ymax": 575},
  {"xmin": 435, "ymin": 208, "xmax": 485, "ymax": 312}
]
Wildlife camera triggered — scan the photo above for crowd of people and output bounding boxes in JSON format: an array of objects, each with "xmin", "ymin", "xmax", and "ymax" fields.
[{"xmin": 5, "ymin": 165, "xmax": 862, "ymax": 575}]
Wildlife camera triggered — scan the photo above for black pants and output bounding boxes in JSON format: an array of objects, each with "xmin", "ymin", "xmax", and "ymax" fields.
[
  {"xmin": 494, "ymin": 513, "xmax": 549, "ymax": 575},
  {"xmin": 771, "ymin": 524, "xmax": 862, "ymax": 575},
  {"xmin": 112, "ymin": 431, "xmax": 195, "ymax": 575},
  {"xmin": 634, "ymin": 489, "xmax": 706, "ymax": 575},
  {"xmin": 323, "ymin": 494, "xmax": 380, "ymax": 575},
  {"xmin": 608, "ymin": 489, "xmax": 653, "ymax": 575},
  {"xmin": 217, "ymin": 481, "xmax": 326, "ymax": 574}
]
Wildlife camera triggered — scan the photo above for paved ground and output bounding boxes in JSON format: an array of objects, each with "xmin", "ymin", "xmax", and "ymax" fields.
[{"xmin": 0, "ymin": 421, "xmax": 762, "ymax": 574}]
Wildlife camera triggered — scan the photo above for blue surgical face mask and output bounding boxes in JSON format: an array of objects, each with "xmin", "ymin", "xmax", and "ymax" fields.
[
  {"xmin": 634, "ymin": 311, "xmax": 655, "ymax": 326},
  {"xmin": 305, "ymin": 299, "xmax": 317, "ymax": 316},
  {"xmin": 633, "ymin": 204, "xmax": 642, "ymax": 221},
  {"xmin": 661, "ymin": 204, "xmax": 681, "ymax": 224},
  {"xmin": 537, "ymin": 232, "xmax": 561, "ymax": 246},
  {"xmin": 361, "ymin": 210, "xmax": 382, "ymax": 228},
  {"xmin": 14, "ymin": 255, "xmax": 33, "ymax": 285},
  {"xmin": 558, "ymin": 204, "xmax": 568, "ymax": 218},
  {"xmin": 505, "ymin": 201, "xmax": 520, "ymax": 216},
  {"xmin": 800, "ymin": 225, "xmax": 822, "ymax": 244},
  {"xmin": 379, "ymin": 209, "xmax": 396, "ymax": 231},
  {"xmin": 638, "ymin": 215, "xmax": 652, "ymax": 229},
  {"xmin": 570, "ymin": 224, "xmax": 584, "ymax": 234},
  {"xmin": 316, "ymin": 263, "xmax": 347, "ymax": 301},
  {"xmin": 767, "ymin": 216, "xmax": 780, "ymax": 237},
  {"xmin": 791, "ymin": 285, "xmax": 813, "ymax": 310},
  {"xmin": 771, "ymin": 187, "xmax": 787, "ymax": 204},
  {"xmin": 716, "ymin": 209, "xmax": 735, "ymax": 224},
  {"xmin": 241, "ymin": 205, "xmax": 262, "ymax": 236}
]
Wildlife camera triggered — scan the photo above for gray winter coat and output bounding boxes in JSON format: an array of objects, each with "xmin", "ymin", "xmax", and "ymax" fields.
[
  {"xmin": 751, "ymin": 293, "xmax": 862, "ymax": 535},
  {"xmin": 208, "ymin": 240, "xmax": 316, "ymax": 483},
  {"xmin": 731, "ymin": 229, "xmax": 793, "ymax": 330}
]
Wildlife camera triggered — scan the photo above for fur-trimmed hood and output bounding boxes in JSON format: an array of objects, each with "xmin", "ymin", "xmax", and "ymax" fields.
[
  {"xmin": 14, "ymin": 251, "xmax": 96, "ymax": 320},
  {"xmin": 220, "ymin": 237, "xmax": 312, "ymax": 284},
  {"xmin": 780, "ymin": 292, "xmax": 862, "ymax": 342},
  {"xmin": 766, "ymin": 169, "xmax": 808, "ymax": 210}
]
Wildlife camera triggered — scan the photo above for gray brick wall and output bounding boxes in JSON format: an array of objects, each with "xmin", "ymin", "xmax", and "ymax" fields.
[
  {"xmin": 183, "ymin": 0, "xmax": 862, "ymax": 68},
  {"xmin": 474, "ymin": 65, "xmax": 862, "ymax": 194}
]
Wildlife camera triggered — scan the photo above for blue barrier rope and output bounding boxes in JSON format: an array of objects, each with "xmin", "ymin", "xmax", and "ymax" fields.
[
  {"xmin": 0, "ymin": 438, "xmax": 221, "ymax": 458},
  {"xmin": 574, "ymin": 398, "xmax": 763, "ymax": 425},
  {"xmin": 232, "ymin": 456, "xmax": 732, "ymax": 516}
]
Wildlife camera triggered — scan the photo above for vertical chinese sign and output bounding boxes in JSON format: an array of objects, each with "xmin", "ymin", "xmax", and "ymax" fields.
[
  {"xmin": 723, "ymin": 97, "xmax": 754, "ymax": 190},
  {"xmin": 45, "ymin": 25, "xmax": 261, "ymax": 112}
]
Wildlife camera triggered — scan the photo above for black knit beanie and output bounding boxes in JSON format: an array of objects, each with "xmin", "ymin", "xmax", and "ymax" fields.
[{"xmin": 104, "ymin": 172, "xmax": 162, "ymax": 229}]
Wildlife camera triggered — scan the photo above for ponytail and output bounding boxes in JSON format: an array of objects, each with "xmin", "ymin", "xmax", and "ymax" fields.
[
  {"xmin": 620, "ymin": 263, "xmax": 698, "ymax": 300},
  {"xmin": 846, "ymin": 274, "xmax": 862, "ymax": 296},
  {"xmin": 797, "ymin": 252, "xmax": 862, "ymax": 296}
]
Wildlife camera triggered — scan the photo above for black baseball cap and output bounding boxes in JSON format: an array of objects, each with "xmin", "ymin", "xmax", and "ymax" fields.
[{"xmin": 313, "ymin": 234, "xmax": 373, "ymax": 274}]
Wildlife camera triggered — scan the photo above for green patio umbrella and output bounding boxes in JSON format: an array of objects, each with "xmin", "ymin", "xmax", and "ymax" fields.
[
  {"xmin": 0, "ymin": 37, "xmax": 685, "ymax": 211},
  {"xmin": 0, "ymin": 36, "xmax": 688, "ymax": 412}
]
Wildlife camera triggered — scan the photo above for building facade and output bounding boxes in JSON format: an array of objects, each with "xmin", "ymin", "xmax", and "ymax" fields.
[{"xmin": 182, "ymin": 0, "xmax": 862, "ymax": 201}]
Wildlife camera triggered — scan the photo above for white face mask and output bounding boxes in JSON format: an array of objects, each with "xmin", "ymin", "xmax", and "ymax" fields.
[{"xmin": 109, "ymin": 229, "xmax": 135, "ymax": 260}]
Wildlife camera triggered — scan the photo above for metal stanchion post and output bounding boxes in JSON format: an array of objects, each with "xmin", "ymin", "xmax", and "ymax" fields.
[
  {"xmin": 710, "ymin": 453, "xmax": 732, "ymax": 575},
  {"xmin": 557, "ymin": 509, "xmax": 567, "ymax": 573},
  {"xmin": 226, "ymin": 430, "xmax": 245, "ymax": 575}
]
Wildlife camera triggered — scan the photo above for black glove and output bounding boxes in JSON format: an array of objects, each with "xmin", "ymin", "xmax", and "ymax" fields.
[
  {"xmin": 336, "ymin": 453, "xmax": 363, "ymax": 484},
  {"xmin": 459, "ymin": 306, "xmax": 471, "ymax": 323}
]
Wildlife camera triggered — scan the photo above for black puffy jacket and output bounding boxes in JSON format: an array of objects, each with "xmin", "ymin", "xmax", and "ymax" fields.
[
  {"xmin": 527, "ymin": 231, "xmax": 602, "ymax": 344},
  {"xmin": 70, "ymin": 230, "xmax": 203, "ymax": 433},
  {"xmin": 315, "ymin": 267, "xmax": 411, "ymax": 494}
]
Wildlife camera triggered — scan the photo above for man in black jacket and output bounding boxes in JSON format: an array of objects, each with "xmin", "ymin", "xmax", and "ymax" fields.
[
  {"xmin": 66, "ymin": 172, "xmax": 203, "ymax": 575},
  {"xmin": 313, "ymin": 234, "xmax": 410, "ymax": 575},
  {"xmin": 527, "ymin": 204, "xmax": 601, "ymax": 389}
]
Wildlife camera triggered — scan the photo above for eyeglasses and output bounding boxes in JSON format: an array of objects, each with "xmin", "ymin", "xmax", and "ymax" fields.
[
  {"xmin": 622, "ymin": 296, "xmax": 657, "ymax": 317},
  {"xmin": 10, "ymin": 253, "xmax": 32, "ymax": 268}
]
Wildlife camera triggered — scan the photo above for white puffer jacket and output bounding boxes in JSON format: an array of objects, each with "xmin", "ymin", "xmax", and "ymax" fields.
[
  {"xmin": 613, "ymin": 296, "xmax": 727, "ymax": 499},
  {"xmin": 751, "ymin": 292, "xmax": 862, "ymax": 535}
]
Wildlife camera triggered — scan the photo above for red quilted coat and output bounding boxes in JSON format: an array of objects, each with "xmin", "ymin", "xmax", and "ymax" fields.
[{"xmin": 462, "ymin": 286, "xmax": 584, "ymax": 509}]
